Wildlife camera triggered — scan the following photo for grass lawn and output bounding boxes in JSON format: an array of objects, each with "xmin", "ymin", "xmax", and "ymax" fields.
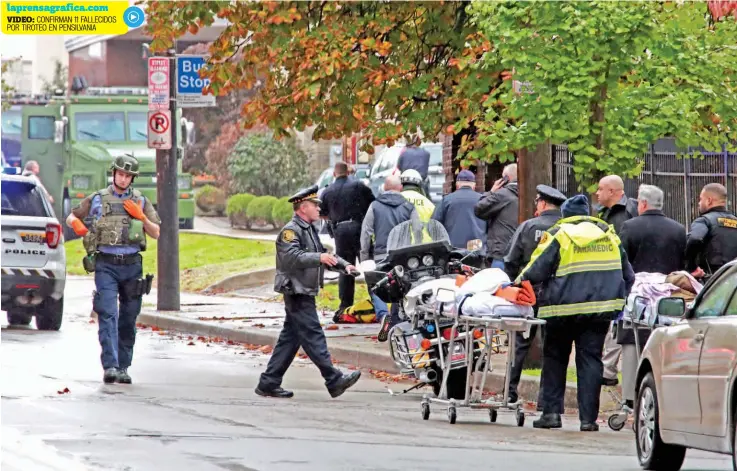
[
  {"xmin": 316, "ymin": 282, "xmax": 370, "ymax": 311},
  {"xmin": 65, "ymin": 233, "xmax": 275, "ymax": 292}
]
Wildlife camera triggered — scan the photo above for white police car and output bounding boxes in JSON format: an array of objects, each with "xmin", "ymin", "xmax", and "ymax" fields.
[{"xmin": 1, "ymin": 173, "xmax": 66, "ymax": 330}]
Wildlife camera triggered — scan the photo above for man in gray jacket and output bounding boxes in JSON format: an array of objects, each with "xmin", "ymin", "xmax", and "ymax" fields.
[
  {"xmin": 474, "ymin": 164, "xmax": 520, "ymax": 269},
  {"xmin": 361, "ymin": 175, "xmax": 420, "ymax": 341}
]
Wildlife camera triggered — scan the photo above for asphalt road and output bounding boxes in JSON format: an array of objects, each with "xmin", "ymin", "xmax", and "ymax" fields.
[{"xmin": 1, "ymin": 279, "xmax": 732, "ymax": 471}]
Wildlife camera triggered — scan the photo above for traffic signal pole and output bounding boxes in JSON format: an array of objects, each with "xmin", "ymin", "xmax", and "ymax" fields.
[{"xmin": 156, "ymin": 48, "xmax": 180, "ymax": 311}]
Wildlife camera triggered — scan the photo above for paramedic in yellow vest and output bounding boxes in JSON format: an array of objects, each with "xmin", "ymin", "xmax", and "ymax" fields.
[
  {"xmin": 516, "ymin": 195, "xmax": 634, "ymax": 432},
  {"xmin": 400, "ymin": 169, "xmax": 435, "ymax": 223},
  {"xmin": 66, "ymin": 155, "xmax": 161, "ymax": 385}
]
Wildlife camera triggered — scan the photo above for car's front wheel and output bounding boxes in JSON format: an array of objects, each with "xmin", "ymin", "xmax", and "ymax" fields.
[
  {"xmin": 35, "ymin": 297, "xmax": 63, "ymax": 331},
  {"xmin": 635, "ymin": 372, "xmax": 686, "ymax": 470}
]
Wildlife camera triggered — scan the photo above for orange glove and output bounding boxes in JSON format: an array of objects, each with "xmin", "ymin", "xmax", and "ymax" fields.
[
  {"xmin": 123, "ymin": 199, "xmax": 145, "ymax": 221},
  {"xmin": 70, "ymin": 219, "xmax": 88, "ymax": 237}
]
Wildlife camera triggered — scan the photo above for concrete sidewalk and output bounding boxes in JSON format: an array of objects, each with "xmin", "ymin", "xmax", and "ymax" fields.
[{"xmin": 138, "ymin": 290, "xmax": 609, "ymax": 410}]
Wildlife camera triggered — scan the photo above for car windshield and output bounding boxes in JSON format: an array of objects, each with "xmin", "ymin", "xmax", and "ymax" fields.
[
  {"xmin": 2, "ymin": 110, "xmax": 22, "ymax": 135},
  {"xmin": 128, "ymin": 112, "xmax": 148, "ymax": 141},
  {"xmin": 75, "ymin": 112, "xmax": 126, "ymax": 141},
  {"xmin": 387, "ymin": 219, "xmax": 450, "ymax": 251},
  {"xmin": 1, "ymin": 181, "xmax": 48, "ymax": 217}
]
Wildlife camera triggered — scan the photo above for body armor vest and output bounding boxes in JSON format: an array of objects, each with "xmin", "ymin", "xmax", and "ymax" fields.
[{"xmin": 83, "ymin": 187, "xmax": 147, "ymax": 253}]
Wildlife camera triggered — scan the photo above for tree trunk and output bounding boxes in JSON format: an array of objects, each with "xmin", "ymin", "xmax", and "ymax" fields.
[{"xmin": 517, "ymin": 141, "xmax": 552, "ymax": 224}]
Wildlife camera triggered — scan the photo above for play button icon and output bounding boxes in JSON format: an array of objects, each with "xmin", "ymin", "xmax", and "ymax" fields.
[{"xmin": 123, "ymin": 6, "xmax": 144, "ymax": 28}]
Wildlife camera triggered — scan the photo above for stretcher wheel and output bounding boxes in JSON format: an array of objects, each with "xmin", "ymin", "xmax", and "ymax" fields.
[
  {"xmin": 608, "ymin": 413, "xmax": 626, "ymax": 431},
  {"xmin": 448, "ymin": 406, "xmax": 457, "ymax": 424},
  {"xmin": 421, "ymin": 403, "xmax": 430, "ymax": 421},
  {"xmin": 489, "ymin": 409, "xmax": 498, "ymax": 423},
  {"xmin": 516, "ymin": 409, "xmax": 525, "ymax": 427}
]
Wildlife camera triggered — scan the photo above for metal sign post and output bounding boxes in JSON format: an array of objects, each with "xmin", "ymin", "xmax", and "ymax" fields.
[{"xmin": 154, "ymin": 51, "xmax": 180, "ymax": 311}]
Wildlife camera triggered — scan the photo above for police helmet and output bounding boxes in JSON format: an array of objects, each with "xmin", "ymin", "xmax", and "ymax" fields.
[
  {"xmin": 111, "ymin": 154, "xmax": 140, "ymax": 176},
  {"xmin": 400, "ymin": 169, "xmax": 423, "ymax": 187}
]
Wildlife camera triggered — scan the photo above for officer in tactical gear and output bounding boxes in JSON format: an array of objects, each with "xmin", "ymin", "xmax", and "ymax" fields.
[
  {"xmin": 686, "ymin": 183, "xmax": 737, "ymax": 278},
  {"xmin": 256, "ymin": 185, "xmax": 362, "ymax": 399},
  {"xmin": 66, "ymin": 154, "xmax": 160, "ymax": 385},
  {"xmin": 504, "ymin": 184, "xmax": 566, "ymax": 408}
]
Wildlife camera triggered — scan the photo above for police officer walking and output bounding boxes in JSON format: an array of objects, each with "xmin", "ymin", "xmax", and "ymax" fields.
[
  {"xmin": 256, "ymin": 185, "xmax": 362, "ymax": 398},
  {"xmin": 517, "ymin": 195, "xmax": 635, "ymax": 431},
  {"xmin": 320, "ymin": 162, "xmax": 375, "ymax": 313},
  {"xmin": 686, "ymin": 183, "xmax": 737, "ymax": 278},
  {"xmin": 66, "ymin": 155, "xmax": 160, "ymax": 384},
  {"xmin": 503, "ymin": 184, "xmax": 566, "ymax": 407}
]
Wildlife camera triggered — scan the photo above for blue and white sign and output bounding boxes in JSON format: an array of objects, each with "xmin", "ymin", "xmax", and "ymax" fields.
[{"xmin": 176, "ymin": 55, "xmax": 216, "ymax": 108}]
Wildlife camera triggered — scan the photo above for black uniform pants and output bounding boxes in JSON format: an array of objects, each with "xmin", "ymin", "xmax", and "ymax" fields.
[
  {"xmin": 258, "ymin": 294, "xmax": 343, "ymax": 391},
  {"xmin": 334, "ymin": 221, "xmax": 361, "ymax": 310},
  {"xmin": 541, "ymin": 316, "xmax": 609, "ymax": 423},
  {"xmin": 507, "ymin": 325, "xmax": 558, "ymax": 410}
]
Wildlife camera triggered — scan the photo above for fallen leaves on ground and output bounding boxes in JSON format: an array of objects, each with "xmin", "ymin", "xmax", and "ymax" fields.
[
  {"xmin": 258, "ymin": 345, "xmax": 273, "ymax": 354},
  {"xmin": 57, "ymin": 387, "xmax": 70, "ymax": 395},
  {"xmin": 368, "ymin": 369, "xmax": 410, "ymax": 383},
  {"xmin": 252, "ymin": 323, "xmax": 266, "ymax": 328},
  {"xmin": 325, "ymin": 325, "xmax": 339, "ymax": 331}
]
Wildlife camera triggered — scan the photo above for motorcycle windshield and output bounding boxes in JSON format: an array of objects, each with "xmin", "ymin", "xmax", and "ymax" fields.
[{"xmin": 386, "ymin": 219, "xmax": 450, "ymax": 251}]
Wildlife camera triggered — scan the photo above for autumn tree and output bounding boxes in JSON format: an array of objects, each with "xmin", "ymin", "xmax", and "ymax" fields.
[
  {"xmin": 469, "ymin": 1, "xmax": 737, "ymax": 190},
  {"xmin": 39, "ymin": 60, "xmax": 68, "ymax": 94},
  {"xmin": 145, "ymin": 1, "xmax": 493, "ymax": 155},
  {"xmin": 1, "ymin": 58, "xmax": 19, "ymax": 111}
]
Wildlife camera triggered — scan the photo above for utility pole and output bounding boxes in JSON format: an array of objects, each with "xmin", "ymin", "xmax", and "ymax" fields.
[{"xmin": 156, "ymin": 48, "xmax": 180, "ymax": 311}]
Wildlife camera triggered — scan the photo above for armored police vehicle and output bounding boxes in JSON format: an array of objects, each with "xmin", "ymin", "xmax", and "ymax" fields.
[{"xmin": 6, "ymin": 87, "xmax": 195, "ymax": 240}]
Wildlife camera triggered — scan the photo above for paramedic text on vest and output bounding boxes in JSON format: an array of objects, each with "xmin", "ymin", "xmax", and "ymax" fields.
[
  {"xmin": 517, "ymin": 195, "xmax": 635, "ymax": 432},
  {"xmin": 66, "ymin": 155, "xmax": 161, "ymax": 385},
  {"xmin": 686, "ymin": 183, "xmax": 737, "ymax": 278}
]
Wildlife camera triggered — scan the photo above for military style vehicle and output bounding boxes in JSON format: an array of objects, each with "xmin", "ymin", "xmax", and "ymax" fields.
[{"xmin": 4, "ymin": 87, "xmax": 195, "ymax": 240}]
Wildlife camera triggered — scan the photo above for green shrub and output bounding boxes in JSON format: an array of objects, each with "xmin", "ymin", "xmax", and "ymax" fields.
[
  {"xmin": 271, "ymin": 197, "xmax": 293, "ymax": 227},
  {"xmin": 247, "ymin": 195, "xmax": 278, "ymax": 226},
  {"xmin": 226, "ymin": 193, "xmax": 256, "ymax": 228},
  {"xmin": 195, "ymin": 185, "xmax": 226, "ymax": 215},
  {"xmin": 226, "ymin": 193, "xmax": 255, "ymax": 216}
]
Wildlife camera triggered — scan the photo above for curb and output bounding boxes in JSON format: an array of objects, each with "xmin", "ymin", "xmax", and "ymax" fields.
[
  {"xmin": 203, "ymin": 268, "xmax": 277, "ymax": 294},
  {"xmin": 137, "ymin": 311, "xmax": 587, "ymax": 409}
]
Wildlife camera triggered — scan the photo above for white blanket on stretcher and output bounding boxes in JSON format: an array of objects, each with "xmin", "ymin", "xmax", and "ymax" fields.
[{"xmin": 454, "ymin": 268, "xmax": 534, "ymax": 318}]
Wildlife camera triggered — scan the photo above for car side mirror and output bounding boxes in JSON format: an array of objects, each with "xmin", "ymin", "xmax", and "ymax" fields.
[{"xmin": 657, "ymin": 297, "xmax": 686, "ymax": 318}]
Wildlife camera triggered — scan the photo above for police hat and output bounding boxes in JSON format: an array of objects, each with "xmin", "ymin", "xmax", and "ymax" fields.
[
  {"xmin": 536, "ymin": 184, "xmax": 566, "ymax": 206},
  {"xmin": 288, "ymin": 185, "xmax": 321, "ymax": 205}
]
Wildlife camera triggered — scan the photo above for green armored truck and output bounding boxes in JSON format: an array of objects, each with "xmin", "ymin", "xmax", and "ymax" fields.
[{"xmin": 9, "ymin": 87, "xmax": 195, "ymax": 240}]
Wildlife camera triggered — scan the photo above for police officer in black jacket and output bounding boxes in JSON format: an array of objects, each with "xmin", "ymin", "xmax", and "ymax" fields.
[
  {"xmin": 504, "ymin": 184, "xmax": 566, "ymax": 407},
  {"xmin": 256, "ymin": 185, "xmax": 362, "ymax": 399},
  {"xmin": 320, "ymin": 162, "xmax": 375, "ymax": 312},
  {"xmin": 686, "ymin": 183, "xmax": 737, "ymax": 277}
]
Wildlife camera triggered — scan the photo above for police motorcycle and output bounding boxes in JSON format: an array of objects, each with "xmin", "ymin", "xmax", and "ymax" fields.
[{"xmin": 365, "ymin": 220, "xmax": 486, "ymax": 399}]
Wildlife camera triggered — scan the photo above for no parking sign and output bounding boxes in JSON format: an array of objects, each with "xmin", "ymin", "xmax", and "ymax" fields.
[{"xmin": 147, "ymin": 110, "xmax": 172, "ymax": 150}]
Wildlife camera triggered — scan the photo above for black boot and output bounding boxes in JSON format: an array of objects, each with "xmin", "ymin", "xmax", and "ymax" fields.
[
  {"xmin": 533, "ymin": 413, "xmax": 562, "ymax": 429},
  {"xmin": 103, "ymin": 368, "xmax": 118, "ymax": 384},
  {"xmin": 255, "ymin": 387, "xmax": 294, "ymax": 398},
  {"xmin": 329, "ymin": 371, "xmax": 361, "ymax": 398},
  {"xmin": 116, "ymin": 368, "xmax": 132, "ymax": 384},
  {"xmin": 580, "ymin": 422, "xmax": 599, "ymax": 432}
]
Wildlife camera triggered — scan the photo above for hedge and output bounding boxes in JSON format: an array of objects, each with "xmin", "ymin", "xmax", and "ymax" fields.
[
  {"xmin": 246, "ymin": 195, "xmax": 278, "ymax": 226},
  {"xmin": 226, "ymin": 193, "xmax": 256, "ymax": 228},
  {"xmin": 271, "ymin": 197, "xmax": 293, "ymax": 227},
  {"xmin": 195, "ymin": 185, "xmax": 226, "ymax": 215}
]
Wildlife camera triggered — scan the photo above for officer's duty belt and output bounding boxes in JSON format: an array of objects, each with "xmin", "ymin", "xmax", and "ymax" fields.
[{"xmin": 96, "ymin": 252, "xmax": 142, "ymax": 265}]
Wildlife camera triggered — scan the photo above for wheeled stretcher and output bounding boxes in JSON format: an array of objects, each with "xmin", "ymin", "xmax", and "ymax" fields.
[{"xmin": 420, "ymin": 288, "xmax": 545, "ymax": 425}]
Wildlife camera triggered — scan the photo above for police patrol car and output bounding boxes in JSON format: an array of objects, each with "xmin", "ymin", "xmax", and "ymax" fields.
[{"xmin": 1, "ymin": 172, "xmax": 66, "ymax": 330}]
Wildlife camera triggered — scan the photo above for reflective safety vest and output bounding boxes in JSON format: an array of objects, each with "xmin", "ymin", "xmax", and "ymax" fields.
[
  {"xmin": 520, "ymin": 216, "xmax": 627, "ymax": 319},
  {"xmin": 402, "ymin": 189, "xmax": 435, "ymax": 223}
]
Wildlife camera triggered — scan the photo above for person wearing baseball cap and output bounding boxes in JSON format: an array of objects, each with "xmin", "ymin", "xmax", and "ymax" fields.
[{"xmin": 430, "ymin": 169, "xmax": 487, "ymax": 251}]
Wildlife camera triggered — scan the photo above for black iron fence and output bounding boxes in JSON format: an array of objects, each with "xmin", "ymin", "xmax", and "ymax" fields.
[{"xmin": 552, "ymin": 141, "xmax": 737, "ymax": 228}]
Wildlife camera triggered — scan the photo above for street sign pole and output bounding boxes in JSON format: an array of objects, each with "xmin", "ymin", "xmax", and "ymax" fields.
[{"xmin": 156, "ymin": 49, "xmax": 180, "ymax": 311}]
